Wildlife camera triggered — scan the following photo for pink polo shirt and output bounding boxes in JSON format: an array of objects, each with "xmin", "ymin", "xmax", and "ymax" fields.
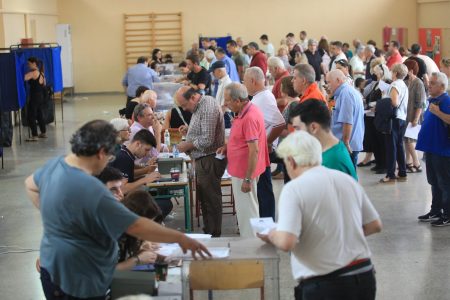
[{"xmin": 227, "ymin": 102, "xmax": 269, "ymax": 179}]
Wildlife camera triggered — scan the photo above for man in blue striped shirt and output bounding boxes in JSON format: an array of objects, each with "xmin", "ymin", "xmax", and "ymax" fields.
[{"xmin": 122, "ymin": 56, "xmax": 159, "ymax": 103}]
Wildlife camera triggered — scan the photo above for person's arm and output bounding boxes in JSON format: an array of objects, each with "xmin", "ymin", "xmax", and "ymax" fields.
[
  {"xmin": 390, "ymin": 86, "xmax": 399, "ymax": 107},
  {"xmin": 241, "ymin": 141, "xmax": 258, "ymax": 193},
  {"xmin": 163, "ymin": 110, "xmax": 172, "ymax": 130},
  {"xmin": 429, "ymin": 103, "xmax": 450, "ymax": 124},
  {"xmin": 134, "ymin": 160, "xmax": 157, "ymax": 177},
  {"xmin": 126, "ymin": 217, "xmax": 211, "ymax": 259},
  {"xmin": 116, "ymin": 250, "xmax": 157, "ymax": 271},
  {"xmin": 25, "ymin": 175, "xmax": 40, "ymax": 209},
  {"xmin": 363, "ymin": 219, "xmax": 382, "ymax": 236},
  {"xmin": 122, "ymin": 172, "xmax": 160, "ymax": 194},
  {"xmin": 267, "ymin": 124, "xmax": 284, "ymax": 145},
  {"xmin": 342, "ymin": 123, "xmax": 353, "ymax": 153},
  {"xmin": 152, "ymin": 121, "xmax": 162, "ymax": 151},
  {"xmin": 411, "ymin": 108, "xmax": 423, "ymax": 126},
  {"xmin": 267, "ymin": 231, "xmax": 297, "ymax": 252}
]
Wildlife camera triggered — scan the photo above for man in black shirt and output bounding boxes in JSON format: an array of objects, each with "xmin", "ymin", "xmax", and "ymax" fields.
[
  {"xmin": 186, "ymin": 54, "xmax": 211, "ymax": 95},
  {"xmin": 110, "ymin": 129, "xmax": 160, "ymax": 192},
  {"xmin": 405, "ymin": 43, "xmax": 429, "ymax": 87}
]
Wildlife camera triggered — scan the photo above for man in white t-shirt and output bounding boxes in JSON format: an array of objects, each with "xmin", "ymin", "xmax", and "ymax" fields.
[
  {"xmin": 244, "ymin": 67, "xmax": 285, "ymax": 221},
  {"xmin": 350, "ymin": 46, "xmax": 366, "ymax": 80},
  {"xmin": 330, "ymin": 41, "xmax": 348, "ymax": 71},
  {"xmin": 259, "ymin": 34, "xmax": 275, "ymax": 58},
  {"xmin": 258, "ymin": 130, "xmax": 382, "ymax": 300}
]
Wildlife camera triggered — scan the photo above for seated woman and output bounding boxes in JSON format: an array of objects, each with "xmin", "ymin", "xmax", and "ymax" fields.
[
  {"xmin": 121, "ymin": 89, "xmax": 158, "ymax": 120},
  {"xmin": 335, "ymin": 59, "xmax": 354, "ymax": 86},
  {"xmin": 110, "ymin": 117, "xmax": 131, "ymax": 155},
  {"xmin": 116, "ymin": 190, "xmax": 164, "ymax": 271},
  {"xmin": 163, "ymin": 97, "xmax": 192, "ymax": 130}
]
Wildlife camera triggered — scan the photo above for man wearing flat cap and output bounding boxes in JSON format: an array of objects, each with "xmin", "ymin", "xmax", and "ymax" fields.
[{"xmin": 211, "ymin": 61, "xmax": 232, "ymax": 108}]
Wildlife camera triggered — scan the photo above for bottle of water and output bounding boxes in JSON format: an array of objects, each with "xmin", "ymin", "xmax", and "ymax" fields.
[
  {"xmin": 172, "ymin": 144, "xmax": 179, "ymax": 158},
  {"xmin": 164, "ymin": 129, "xmax": 171, "ymax": 147}
]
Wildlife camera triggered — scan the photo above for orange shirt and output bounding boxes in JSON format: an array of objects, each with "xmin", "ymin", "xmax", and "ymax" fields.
[{"xmin": 299, "ymin": 82, "xmax": 327, "ymax": 104}]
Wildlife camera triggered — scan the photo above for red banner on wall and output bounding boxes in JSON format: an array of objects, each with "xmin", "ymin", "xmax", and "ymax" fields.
[{"xmin": 418, "ymin": 28, "xmax": 442, "ymax": 67}]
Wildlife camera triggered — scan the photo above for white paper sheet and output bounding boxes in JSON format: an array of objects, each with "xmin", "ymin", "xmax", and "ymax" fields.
[
  {"xmin": 250, "ymin": 217, "xmax": 277, "ymax": 237},
  {"xmin": 158, "ymin": 246, "xmax": 230, "ymax": 259},
  {"xmin": 185, "ymin": 233, "xmax": 212, "ymax": 239},
  {"xmin": 404, "ymin": 123, "xmax": 421, "ymax": 140},
  {"xmin": 221, "ymin": 169, "xmax": 231, "ymax": 180}
]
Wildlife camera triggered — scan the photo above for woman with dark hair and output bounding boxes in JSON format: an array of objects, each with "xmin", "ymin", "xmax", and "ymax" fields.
[
  {"xmin": 335, "ymin": 59, "xmax": 354, "ymax": 86},
  {"xmin": 116, "ymin": 190, "xmax": 164, "ymax": 271},
  {"xmin": 152, "ymin": 48, "xmax": 163, "ymax": 64},
  {"xmin": 318, "ymin": 37, "xmax": 331, "ymax": 74},
  {"xmin": 24, "ymin": 57, "xmax": 47, "ymax": 141}
]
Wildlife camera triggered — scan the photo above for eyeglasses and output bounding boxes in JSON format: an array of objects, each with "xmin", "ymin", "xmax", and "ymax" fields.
[{"xmin": 120, "ymin": 128, "xmax": 131, "ymax": 133}]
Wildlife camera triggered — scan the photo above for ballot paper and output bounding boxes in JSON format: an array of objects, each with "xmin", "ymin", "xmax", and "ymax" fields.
[
  {"xmin": 221, "ymin": 169, "xmax": 231, "ymax": 180},
  {"xmin": 250, "ymin": 217, "xmax": 277, "ymax": 237},
  {"xmin": 404, "ymin": 123, "xmax": 421, "ymax": 140},
  {"xmin": 185, "ymin": 233, "xmax": 212, "ymax": 239},
  {"xmin": 157, "ymin": 244, "xmax": 230, "ymax": 259}
]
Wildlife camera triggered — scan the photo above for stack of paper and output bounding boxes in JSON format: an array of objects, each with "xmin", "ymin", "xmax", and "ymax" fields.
[
  {"xmin": 250, "ymin": 217, "xmax": 277, "ymax": 237},
  {"xmin": 157, "ymin": 244, "xmax": 230, "ymax": 259}
]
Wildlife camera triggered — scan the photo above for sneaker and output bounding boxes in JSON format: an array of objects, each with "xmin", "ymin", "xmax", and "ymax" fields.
[
  {"xmin": 431, "ymin": 217, "xmax": 450, "ymax": 227},
  {"xmin": 418, "ymin": 212, "xmax": 442, "ymax": 222}
]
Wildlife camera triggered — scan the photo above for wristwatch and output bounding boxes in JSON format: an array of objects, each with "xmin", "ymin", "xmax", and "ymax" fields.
[{"xmin": 244, "ymin": 178, "xmax": 252, "ymax": 183}]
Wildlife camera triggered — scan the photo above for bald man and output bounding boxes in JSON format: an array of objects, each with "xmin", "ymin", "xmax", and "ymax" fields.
[
  {"xmin": 175, "ymin": 86, "xmax": 227, "ymax": 237},
  {"xmin": 327, "ymin": 69, "xmax": 365, "ymax": 167}
]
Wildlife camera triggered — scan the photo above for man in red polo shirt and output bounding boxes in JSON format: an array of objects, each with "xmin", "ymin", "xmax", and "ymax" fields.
[
  {"xmin": 292, "ymin": 63, "xmax": 327, "ymax": 103},
  {"xmin": 248, "ymin": 42, "xmax": 268, "ymax": 75},
  {"xmin": 386, "ymin": 41, "xmax": 403, "ymax": 70},
  {"xmin": 217, "ymin": 82, "xmax": 268, "ymax": 237},
  {"xmin": 269, "ymin": 56, "xmax": 291, "ymax": 112}
]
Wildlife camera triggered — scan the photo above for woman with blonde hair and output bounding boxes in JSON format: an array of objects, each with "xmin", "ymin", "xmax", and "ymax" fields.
[{"xmin": 120, "ymin": 89, "xmax": 157, "ymax": 120}]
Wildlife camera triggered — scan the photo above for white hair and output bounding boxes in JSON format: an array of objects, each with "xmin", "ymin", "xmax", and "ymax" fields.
[
  {"xmin": 432, "ymin": 71, "xmax": 449, "ymax": 91},
  {"xmin": 267, "ymin": 56, "xmax": 285, "ymax": 69},
  {"xmin": 373, "ymin": 64, "xmax": 392, "ymax": 81},
  {"xmin": 365, "ymin": 45, "xmax": 375, "ymax": 54},
  {"xmin": 356, "ymin": 46, "xmax": 365, "ymax": 55},
  {"xmin": 224, "ymin": 82, "xmax": 248, "ymax": 101},
  {"xmin": 110, "ymin": 118, "xmax": 129, "ymax": 131},
  {"xmin": 205, "ymin": 49, "xmax": 216, "ymax": 60},
  {"xmin": 276, "ymin": 131, "xmax": 322, "ymax": 167},
  {"xmin": 245, "ymin": 67, "xmax": 265, "ymax": 83},
  {"xmin": 327, "ymin": 69, "xmax": 347, "ymax": 83}
]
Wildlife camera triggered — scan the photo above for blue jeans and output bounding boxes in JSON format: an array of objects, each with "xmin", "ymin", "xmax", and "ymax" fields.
[
  {"xmin": 350, "ymin": 151, "xmax": 360, "ymax": 168},
  {"xmin": 257, "ymin": 166, "xmax": 276, "ymax": 220},
  {"xmin": 384, "ymin": 119, "xmax": 407, "ymax": 178},
  {"xmin": 425, "ymin": 152, "xmax": 450, "ymax": 217},
  {"xmin": 295, "ymin": 269, "xmax": 376, "ymax": 300}
]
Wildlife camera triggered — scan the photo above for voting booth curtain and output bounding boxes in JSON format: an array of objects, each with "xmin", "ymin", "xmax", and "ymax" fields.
[{"xmin": 0, "ymin": 46, "xmax": 63, "ymax": 147}]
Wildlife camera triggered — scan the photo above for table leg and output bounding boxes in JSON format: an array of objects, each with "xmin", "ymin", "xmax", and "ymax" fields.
[{"xmin": 184, "ymin": 185, "xmax": 191, "ymax": 232}]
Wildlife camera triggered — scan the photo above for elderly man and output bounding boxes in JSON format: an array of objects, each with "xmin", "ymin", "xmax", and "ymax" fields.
[
  {"xmin": 417, "ymin": 72, "xmax": 450, "ymax": 226},
  {"xmin": 327, "ymin": 69, "xmax": 365, "ymax": 166},
  {"xmin": 226, "ymin": 39, "xmax": 248, "ymax": 81},
  {"xmin": 329, "ymin": 41, "xmax": 347, "ymax": 71},
  {"xmin": 210, "ymin": 61, "xmax": 232, "ymax": 107},
  {"xmin": 129, "ymin": 103, "xmax": 162, "ymax": 158},
  {"xmin": 186, "ymin": 54, "xmax": 211, "ymax": 95},
  {"xmin": 386, "ymin": 41, "xmax": 403, "ymax": 70},
  {"xmin": 122, "ymin": 56, "xmax": 159, "ymax": 103},
  {"xmin": 248, "ymin": 42, "xmax": 268, "ymax": 75},
  {"xmin": 350, "ymin": 46, "xmax": 366, "ymax": 80},
  {"xmin": 292, "ymin": 64, "xmax": 327, "ymax": 103},
  {"xmin": 303, "ymin": 39, "xmax": 322, "ymax": 82},
  {"xmin": 175, "ymin": 86, "xmax": 227, "ymax": 237},
  {"xmin": 24, "ymin": 120, "xmax": 210, "ymax": 299},
  {"xmin": 244, "ymin": 67, "xmax": 285, "ymax": 220},
  {"xmin": 204, "ymin": 49, "xmax": 217, "ymax": 71},
  {"xmin": 289, "ymin": 99, "xmax": 357, "ymax": 180},
  {"xmin": 364, "ymin": 45, "xmax": 377, "ymax": 81},
  {"xmin": 215, "ymin": 47, "xmax": 240, "ymax": 82},
  {"xmin": 268, "ymin": 56, "xmax": 290, "ymax": 111},
  {"xmin": 258, "ymin": 130, "xmax": 381, "ymax": 300},
  {"xmin": 186, "ymin": 42, "xmax": 199, "ymax": 57},
  {"xmin": 217, "ymin": 83, "xmax": 268, "ymax": 237}
]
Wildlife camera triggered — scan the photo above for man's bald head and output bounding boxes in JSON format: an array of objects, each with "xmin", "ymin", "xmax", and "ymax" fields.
[
  {"xmin": 175, "ymin": 86, "xmax": 191, "ymax": 103},
  {"xmin": 326, "ymin": 69, "xmax": 346, "ymax": 95}
]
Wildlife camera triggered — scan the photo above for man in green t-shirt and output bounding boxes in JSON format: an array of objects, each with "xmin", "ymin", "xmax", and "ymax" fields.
[{"xmin": 289, "ymin": 99, "xmax": 358, "ymax": 180}]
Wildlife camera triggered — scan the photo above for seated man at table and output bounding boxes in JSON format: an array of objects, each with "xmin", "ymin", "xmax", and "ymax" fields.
[
  {"xmin": 110, "ymin": 129, "xmax": 173, "ymax": 218},
  {"xmin": 258, "ymin": 131, "xmax": 381, "ymax": 300},
  {"xmin": 96, "ymin": 166, "xmax": 126, "ymax": 201}
]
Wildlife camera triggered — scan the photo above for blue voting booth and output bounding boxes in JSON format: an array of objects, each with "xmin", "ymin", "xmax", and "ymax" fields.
[{"xmin": 0, "ymin": 44, "xmax": 63, "ymax": 168}]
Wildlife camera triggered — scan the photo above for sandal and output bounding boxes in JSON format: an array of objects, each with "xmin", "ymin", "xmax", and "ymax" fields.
[
  {"xmin": 406, "ymin": 164, "xmax": 415, "ymax": 173},
  {"xmin": 357, "ymin": 160, "xmax": 374, "ymax": 167},
  {"xmin": 379, "ymin": 177, "xmax": 396, "ymax": 183},
  {"xmin": 414, "ymin": 165, "xmax": 423, "ymax": 173}
]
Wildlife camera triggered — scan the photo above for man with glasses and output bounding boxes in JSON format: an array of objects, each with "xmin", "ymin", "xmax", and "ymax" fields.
[
  {"xmin": 25, "ymin": 120, "xmax": 210, "ymax": 299},
  {"xmin": 130, "ymin": 103, "xmax": 162, "ymax": 159}
]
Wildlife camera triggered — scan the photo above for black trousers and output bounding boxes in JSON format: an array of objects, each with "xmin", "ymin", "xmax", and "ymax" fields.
[
  {"xmin": 40, "ymin": 267, "xmax": 108, "ymax": 300},
  {"xmin": 295, "ymin": 269, "xmax": 376, "ymax": 300},
  {"xmin": 28, "ymin": 99, "xmax": 46, "ymax": 137},
  {"xmin": 385, "ymin": 119, "xmax": 407, "ymax": 178}
]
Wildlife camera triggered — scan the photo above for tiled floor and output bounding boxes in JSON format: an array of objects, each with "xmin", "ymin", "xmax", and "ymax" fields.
[{"xmin": 0, "ymin": 94, "xmax": 449, "ymax": 300}]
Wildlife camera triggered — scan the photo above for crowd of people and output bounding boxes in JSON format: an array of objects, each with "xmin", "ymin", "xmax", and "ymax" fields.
[{"xmin": 25, "ymin": 30, "xmax": 450, "ymax": 300}]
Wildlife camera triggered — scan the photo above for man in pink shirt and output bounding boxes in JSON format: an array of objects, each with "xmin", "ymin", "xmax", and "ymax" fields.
[
  {"xmin": 217, "ymin": 82, "xmax": 268, "ymax": 237},
  {"xmin": 386, "ymin": 41, "xmax": 403, "ymax": 70}
]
